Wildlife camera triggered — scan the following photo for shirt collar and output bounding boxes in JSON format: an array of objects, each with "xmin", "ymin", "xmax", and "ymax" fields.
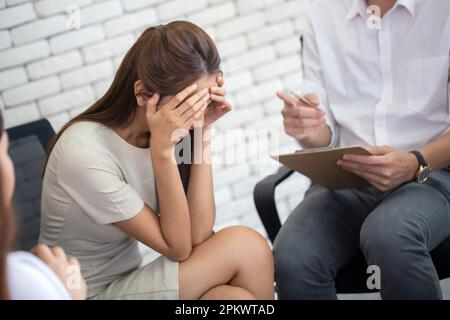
[
  {"xmin": 345, "ymin": 0, "xmax": 367, "ymax": 20},
  {"xmin": 397, "ymin": 0, "xmax": 416, "ymax": 16},
  {"xmin": 345, "ymin": 0, "xmax": 416, "ymax": 21}
]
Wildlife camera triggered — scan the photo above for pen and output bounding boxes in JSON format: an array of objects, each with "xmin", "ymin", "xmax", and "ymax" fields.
[{"xmin": 289, "ymin": 91, "xmax": 318, "ymax": 108}]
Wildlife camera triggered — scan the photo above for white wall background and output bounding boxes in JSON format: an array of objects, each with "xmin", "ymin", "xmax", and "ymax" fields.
[{"xmin": 0, "ymin": 0, "xmax": 312, "ymax": 237}]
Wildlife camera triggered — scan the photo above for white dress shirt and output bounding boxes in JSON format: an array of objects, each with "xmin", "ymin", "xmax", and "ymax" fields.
[{"xmin": 302, "ymin": 0, "xmax": 450, "ymax": 150}]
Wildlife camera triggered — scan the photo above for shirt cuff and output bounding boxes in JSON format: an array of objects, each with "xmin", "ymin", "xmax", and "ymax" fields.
[{"xmin": 325, "ymin": 120, "xmax": 339, "ymax": 148}]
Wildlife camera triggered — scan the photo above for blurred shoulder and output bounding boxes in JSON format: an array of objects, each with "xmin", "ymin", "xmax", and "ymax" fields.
[{"xmin": 7, "ymin": 251, "xmax": 70, "ymax": 300}]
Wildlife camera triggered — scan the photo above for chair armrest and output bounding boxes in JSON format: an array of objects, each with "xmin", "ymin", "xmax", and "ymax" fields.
[{"xmin": 253, "ymin": 166, "xmax": 295, "ymax": 243}]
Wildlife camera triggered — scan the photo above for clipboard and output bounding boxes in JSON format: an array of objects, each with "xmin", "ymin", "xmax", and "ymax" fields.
[{"xmin": 271, "ymin": 146, "xmax": 372, "ymax": 190}]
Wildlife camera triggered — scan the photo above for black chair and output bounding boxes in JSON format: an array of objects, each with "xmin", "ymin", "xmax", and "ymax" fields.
[
  {"xmin": 254, "ymin": 166, "xmax": 450, "ymax": 293},
  {"xmin": 7, "ymin": 119, "xmax": 55, "ymax": 251}
]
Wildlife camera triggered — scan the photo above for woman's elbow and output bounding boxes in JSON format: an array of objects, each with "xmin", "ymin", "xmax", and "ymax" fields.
[
  {"xmin": 166, "ymin": 245, "xmax": 192, "ymax": 262},
  {"xmin": 192, "ymin": 230, "xmax": 214, "ymax": 247}
]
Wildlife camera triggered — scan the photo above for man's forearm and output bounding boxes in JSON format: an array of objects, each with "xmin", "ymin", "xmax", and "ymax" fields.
[
  {"xmin": 420, "ymin": 131, "xmax": 450, "ymax": 171},
  {"xmin": 298, "ymin": 126, "xmax": 333, "ymax": 149}
]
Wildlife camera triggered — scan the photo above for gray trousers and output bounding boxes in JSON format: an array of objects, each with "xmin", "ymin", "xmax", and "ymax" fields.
[{"xmin": 273, "ymin": 168, "xmax": 450, "ymax": 300}]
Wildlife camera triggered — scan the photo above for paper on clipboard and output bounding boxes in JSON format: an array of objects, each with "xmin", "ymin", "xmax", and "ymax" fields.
[{"xmin": 271, "ymin": 146, "xmax": 372, "ymax": 190}]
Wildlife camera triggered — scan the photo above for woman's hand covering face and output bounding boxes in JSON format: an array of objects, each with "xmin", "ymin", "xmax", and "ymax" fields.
[
  {"xmin": 203, "ymin": 74, "xmax": 232, "ymax": 128},
  {"xmin": 145, "ymin": 84, "xmax": 210, "ymax": 151}
]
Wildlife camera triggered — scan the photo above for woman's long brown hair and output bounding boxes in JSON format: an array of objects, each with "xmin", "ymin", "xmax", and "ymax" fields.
[
  {"xmin": 44, "ymin": 21, "xmax": 221, "ymax": 174},
  {"xmin": 0, "ymin": 111, "xmax": 13, "ymax": 300}
]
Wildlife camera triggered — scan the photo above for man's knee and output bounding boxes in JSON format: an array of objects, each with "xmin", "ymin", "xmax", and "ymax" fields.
[
  {"xmin": 274, "ymin": 235, "xmax": 336, "ymax": 299},
  {"xmin": 360, "ymin": 203, "xmax": 425, "ymax": 262},
  {"xmin": 274, "ymin": 241, "xmax": 300, "ymax": 284},
  {"xmin": 274, "ymin": 231, "xmax": 332, "ymax": 287}
]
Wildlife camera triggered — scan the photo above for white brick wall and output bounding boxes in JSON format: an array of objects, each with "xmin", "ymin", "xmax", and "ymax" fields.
[
  {"xmin": 11, "ymin": 14, "xmax": 67, "ymax": 45},
  {"xmin": 0, "ymin": 30, "xmax": 12, "ymax": 49},
  {"xmin": 0, "ymin": 3, "xmax": 36, "ymax": 29},
  {"xmin": 0, "ymin": 40, "xmax": 50, "ymax": 69},
  {"xmin": 0, "ymin": 0, "xmax": 313, "ymax": 242}
]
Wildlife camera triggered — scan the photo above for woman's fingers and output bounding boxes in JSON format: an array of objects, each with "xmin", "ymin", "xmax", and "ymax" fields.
[
  {"xmin": 224, "ymin": 100, "xmax": 232, "ymax": 109},
  {"xmin": 210, "ymin": 87, "xmax": 226, "ymax": 96},
  {"xmin": 145, "ymin": 93, "xmax": 160, "ymax": 115},
  {"xmin": 180, "ymin": 94, "xmax": 210, "ymax": 122},
  {"xmin": 174, "ymin": 88, "xmax": 209, "ymax": 117},
  {"xmin": 217, "ymin": 74, "xmax": 224, "ymax": 87},
  {"xmin": 210, "ymin": 94, "xmax": 225, "ymax": 103},
  {"xmin": 163, "ymin": 84, "xmax": 198, "ymax": 111},
  {"xmin": 219, "ymin": 103, "xmax": 232, "ymax": 116},
  {"xmin": 184, "ymin": 102, "xmax": 208, "ymax": 128},
  {"xmin": 220, "ymin": 101, "xmax": 232, "ymax": 112}
]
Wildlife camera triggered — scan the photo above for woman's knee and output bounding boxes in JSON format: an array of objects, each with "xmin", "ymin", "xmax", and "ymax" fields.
[
  {"xmin": 200, "ymin": 285, "xmax": 256, "ymax": 300},
  {"xmin": 217, "ymin": 225, "xmax": 267, "ymax": 244},
  {"xmin": 227, "ymin": 286, "xmax": 256, "ymax": 300},
  {"xmin": 216, "ymin": 226, "xmax": 273, "ymax": 266}
]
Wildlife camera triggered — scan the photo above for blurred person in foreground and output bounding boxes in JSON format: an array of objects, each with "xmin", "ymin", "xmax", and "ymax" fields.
[{"xmin": 0, "ymin": 110, "xmax": 86, "ymax": 300}]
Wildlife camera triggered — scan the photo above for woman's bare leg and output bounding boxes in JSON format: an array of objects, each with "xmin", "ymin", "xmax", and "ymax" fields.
[
  {"xmin": 179, "ymin": 226, "xmax": 274, "ymax": 300},
  {"xmin": 199, "ymin": 285, "xmax": 255, "ymax": 300}
]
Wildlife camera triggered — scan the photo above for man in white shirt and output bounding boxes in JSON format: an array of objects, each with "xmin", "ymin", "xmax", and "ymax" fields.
[{"xmin": 274, "ymin": 0, "xmax": 450, "ymax": 299}]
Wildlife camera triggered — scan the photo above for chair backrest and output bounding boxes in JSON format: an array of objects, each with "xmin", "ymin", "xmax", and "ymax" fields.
[
  {"xmin": 6, "ymin": 119, "xmax": 191, "ymax": 251},
  {"xmin": 7, "ymin": 119, "xmax": 55, "ymax": 251}
]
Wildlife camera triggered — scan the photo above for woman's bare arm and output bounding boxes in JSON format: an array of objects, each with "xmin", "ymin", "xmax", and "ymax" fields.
[
  {"xmin": 114, "ymin": 85, "xmax": 210, "ymax": 261},
  {"xmin": 115, "ymin": 151, "xmax": 192, "ymax": 261},
  {"xmin": 186, "ymin": 126, "xmax": 215, "ymax": 246}
]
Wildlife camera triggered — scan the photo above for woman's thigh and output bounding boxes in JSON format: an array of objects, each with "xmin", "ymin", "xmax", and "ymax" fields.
[{"xmin": 179, "ymin": 226, "xmax": 273, "ymax": 300}]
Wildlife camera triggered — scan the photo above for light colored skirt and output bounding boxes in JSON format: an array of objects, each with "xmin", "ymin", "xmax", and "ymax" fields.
[{"xmin": 90, "ymin": 255, "xmax": 179, "ymax": 300}]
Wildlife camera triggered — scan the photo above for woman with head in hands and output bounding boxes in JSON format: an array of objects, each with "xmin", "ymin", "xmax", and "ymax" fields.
[{"xmin": 40, "ymin": 21, "xmax": 274, "ymax": 300}]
